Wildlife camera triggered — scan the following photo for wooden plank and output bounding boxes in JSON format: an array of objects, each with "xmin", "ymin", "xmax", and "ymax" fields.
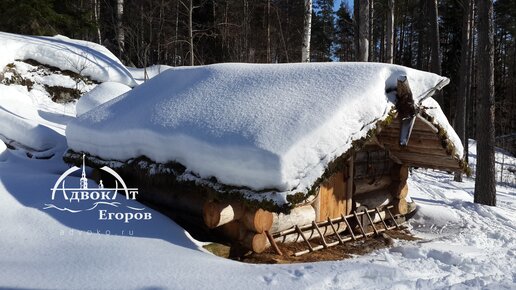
[
  {"xmin": 379, "ymin": 129, "xmax": 442, "ymax": 139},
  {"xmin": 393, "ymin": 152, "xmax": 461, "ymax": 169},
  {"xmin": 378, "ymin": 136, "xmax": 444, "ymax": 149},
  {"xmin": 318, "ymin": 171, "xmax": 350, "ymax": 222},
  {"xmin": 385, "ymin": 116, "xmax": 438, "ymax": 133},
  {"xmin": 386, "ymin": 146, "xmax": 448, "ymax": 156}
]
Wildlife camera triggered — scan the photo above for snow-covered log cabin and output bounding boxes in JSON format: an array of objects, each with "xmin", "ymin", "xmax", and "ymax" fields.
[{"xmin": 64, "ymin": 63, "xmax": 467, "ymax": 254}]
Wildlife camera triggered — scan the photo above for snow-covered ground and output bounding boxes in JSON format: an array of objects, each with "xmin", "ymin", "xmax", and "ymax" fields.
[
  {"xmin": 0, "ymin": 119, "xmax": 514, "ymax": 289},
  {"xmin": 0, "ymin": 33, "xmax": 514, "ymax": 289}
]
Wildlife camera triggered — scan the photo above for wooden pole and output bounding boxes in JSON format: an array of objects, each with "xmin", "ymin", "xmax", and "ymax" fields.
[{"xmin": 265, "ymin": 230, "xmax": 283, "ymax": 256}]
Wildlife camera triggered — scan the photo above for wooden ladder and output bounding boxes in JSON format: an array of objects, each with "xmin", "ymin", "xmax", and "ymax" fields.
[{"xmin": 271, "ymin": 205, "xmax": 402, "ymax": 257}]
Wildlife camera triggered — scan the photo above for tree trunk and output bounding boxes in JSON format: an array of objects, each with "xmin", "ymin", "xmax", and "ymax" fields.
[
  {"xmin": 93, "ymin": 0, "xmax": 101, "ymax": 44},
  {"xmin": 357, "ymin": 0, "xmax": 369, "ymax": 61},
  {"xmin": 454, "ymin": 0, "xmax": 473, "ymax": 182},
  {"xmin": 386, "ymin": 0, "xmax": 394, "ymax": 63},
  {"xmin": 266, "ymin": 0, "xmax": 271, "ymax": 63},
  {"xmin": 188, "ymin": 0, "xmax": 194, "ymax": 66},
  {"xmin": 368, "ymin": 0, "xmax": 374, "ymax": 61},
  {"xmin": 428, "ymin": 0, "xmax": 443, "ymax": 105},
  {"xmin": 474, "ymin": 0, "xmax": 496, "ymax": 206},
  {"xmin": 354, "ymin": 0, "xmax": 360, "ymax": 60},
  {"xmin": 116, "ymin": 0, "xmax": 125, "ymax": 59},
  {"xmin": 301, "ymin": 0, "xmax": 312, "ymax": 62},
  {"xmin": 174, "ymin": 0, "xmax": 179, "ymax": 65}
]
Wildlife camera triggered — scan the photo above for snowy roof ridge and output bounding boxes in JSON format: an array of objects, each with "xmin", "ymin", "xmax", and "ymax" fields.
[{"xmin": 65, "ymin": 62, "xmax": 454, "ymax": 203}]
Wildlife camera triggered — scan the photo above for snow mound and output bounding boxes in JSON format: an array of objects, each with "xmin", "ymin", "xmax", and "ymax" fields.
[
  {"xmin": 76, "ymin": 82, "xmax": 131, "ymax": 116},
  {"xmin": 0, "ymin": 140, "xmax": 6, "ymax": 161},
  {"xmin": 66, "ymin": 62, "xmax": 450, "ymax": 196},
  {"xmin": 127, "ymin": 65, "xmax": 173, "ymax": 84},
  {"xmin": 0, "ymin": 84, "xmax": 60, "ymax": 151},
  {"xmin": 0, "ymin": 32, "xmax": 136, "ymax": 87}
]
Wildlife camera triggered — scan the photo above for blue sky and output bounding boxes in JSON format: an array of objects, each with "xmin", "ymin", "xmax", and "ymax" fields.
[{"xmin": 334, "ymin": 0, "xmax": 354, "ymax": 11}]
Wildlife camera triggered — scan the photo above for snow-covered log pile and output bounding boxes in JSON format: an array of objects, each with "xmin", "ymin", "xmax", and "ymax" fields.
[
  {"xmin": 65, "ymin": 62, "xmax": 463, "ymax": 208},
  {"xmin": 0, "ymin": 32, "xmax": 137, "ymax": 155},
  {"xmin": 0, "ymin": 32, "xmax": 136, "ymax": 87}
]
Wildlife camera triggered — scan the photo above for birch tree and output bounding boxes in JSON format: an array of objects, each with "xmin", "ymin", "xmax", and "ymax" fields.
[
  {"xmin": 428, "ymin": 0, "xmax": 442, "ymax": 104},
  {"xmin": 301, "ymin": 0, "xmax": 312, "ymax": 62},
  {"xmin": 116, "ymin": 0, "xmax": 125, "ymax": 58}
]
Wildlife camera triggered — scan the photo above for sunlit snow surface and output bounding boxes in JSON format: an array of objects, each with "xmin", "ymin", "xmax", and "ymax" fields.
[
  {"xmin": 0, "ymin": 33, "xmax": 513, "ymax": 289},
  {"xmin": 0, "ymin": 32, "xmax": 136, "ymax": 86},
  {"xmin": 67, "ymin": 62, "xmax": 460, "ymax": 204}
]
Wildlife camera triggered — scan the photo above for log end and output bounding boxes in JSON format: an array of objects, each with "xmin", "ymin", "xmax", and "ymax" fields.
[
  {"xmin": 203, "ymin": 202, "xmax": 220, "ymax": 229},
  {"xmin": 244, "ymin": 209, "xmax": 273, "ymax": 233},
  {"xmin": 243, "ymin": 232, "xmax": 268, "ymax": 254}
]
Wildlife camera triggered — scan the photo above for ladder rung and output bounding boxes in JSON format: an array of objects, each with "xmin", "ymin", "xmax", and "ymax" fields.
[
  {"xmin": 353, "ymin": 210, "xmax": 369, "ymax": 238},
  {"xmin": 312, "ymin": 221, "xmax": 328, "ymax": 248},
  {"xmin": 365, "ymin": 210, "xmax": 379, "ymax": 235},
  {"xmin": 327, "ymin": 217, "xmax": 344, "ymax": 244}
]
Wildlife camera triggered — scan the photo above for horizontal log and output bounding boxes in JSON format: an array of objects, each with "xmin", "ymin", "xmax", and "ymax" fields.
[
  {"xmin": 385, "ymin": 116, "xmax": 438, "ymax": 133},
  {"xmin": 379, "ymin": 129, "xmax": 441, "ymax": 139},
  {"xmin": 270, "ymin": 205, "xmax": 316, "ymax": 233},
  {"xmin": 242, "ymin": 208, "xmax": 273, "ymax": 233},
  {"xmin": 386, "ymin": 146, "xmax": 448, "ymax": 156},
  {"xmin": 406, "ymin": 164, "xmax": 462, "ymax": 173},
  {"xmin": 354, "ymin": 175, "xmax": 393, "ymax": 195},
  {"xmin": 203, "ymin": 201, "xmax": 244, "ymax": 229},
  {"xmin": 221, "ymin": 220, "xmax": 246, "ymax": 241},
  {"xmin": 354, "ymin": 189, "xmax": 392, "ymax": 209},
  {"xmin": 354, "ymin": 162, "xmax": 392, "ymax": 180},
  {"xmin": 355, "ymin": 150, "xmax": 390, "ymax": 163},
  {"xmin": 391, "ymin": 151, "xmax": 461, "ymax": 169},
  {"xmin": 378, "ymin": 136, "xmax": 444, "ymax": 149}
]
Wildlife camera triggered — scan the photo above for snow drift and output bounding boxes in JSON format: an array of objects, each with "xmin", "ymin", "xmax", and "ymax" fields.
[
  {"xmin": 66, "ymin": 62, "xmax": 457, "ymax": 195},
  {"xmin": 76, "ymin": 82, "xmax": 131, "ymax": 116},
  {"xmin": 0, "ymin": 84, "xmax": 60, "ymax": 151},
  {"xmin": 0, "ymin": 32, "xmax": 136, "ymax": 86}
]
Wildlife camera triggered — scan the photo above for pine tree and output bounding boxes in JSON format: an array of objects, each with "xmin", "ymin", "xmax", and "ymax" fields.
[
  {"xmin": 474, "ymin": 0, "xmax": 496, "ymax": 206},
  {"xmin": 335, "ymin": 2, "xmax": 354, "ymax": 61},
  {"xmin": 310, "ymin": 0, "xmax": 335, "ymax": 61}
]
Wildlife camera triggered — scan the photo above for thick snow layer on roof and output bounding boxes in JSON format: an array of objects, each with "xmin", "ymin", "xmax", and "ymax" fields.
[
  {"xmin": 76, "ymin": 82, "xmax": 131, "ymax": 116},
  {"xmin": 66, "ymin": 62, "xmax": 453, "ymax": 197},
  {"xmin": 421, "ymin": 98, "xmax": 464, "ymax": 158},
  {"xmin": 0, "ymin": 32, "xmax": 136, "ymax": 87}
]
